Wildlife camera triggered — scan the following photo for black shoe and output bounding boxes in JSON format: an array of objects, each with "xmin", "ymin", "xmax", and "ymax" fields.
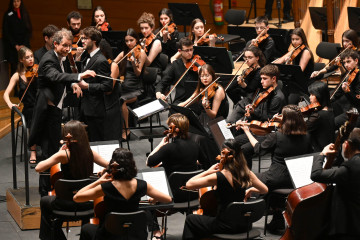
[{"xmin": 267, "ymin": 212, "xmax": 285, "ymax": 234}]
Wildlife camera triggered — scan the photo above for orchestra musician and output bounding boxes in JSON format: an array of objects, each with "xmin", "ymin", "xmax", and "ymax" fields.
[
  {"xmin": 34, "ymin": 24, "xmax": 59, "ymax": 64},
  {"xmin": 91, "ymin": 6, "xmax": 112, "ymax": 31},
  {"xmin": 3, "ymin": 46, "xmax": 38, "ymax": 164},
  {"xmin": 74, "ymin": 148, "xmax": 172, "ymax": 240},
  {"xmin": 311, "ymin": 128, "xmax": 360, "ymax": 240},
  {"xmin": 114, "ymin": 28, "xmax": 147, "ymax": 141},
  {"xmin": 73, "ymin": 27, "xmax": 112, "ymax": 142},
  {"xmin": 66, "ymin": 11, "xmax": 82, "ymax": 46},
  {"xmin": 156, "ymin": 37, "xmax": 201, "ymax": 104},
  {"xmin": 227, "ymin": 45, "xmax": 266, "ymax": 104},
  {"xmin": 182, "ymin": 139, "xmax": 268, "ymax": 240},
  {"xmin": 240, "ymin": 105, "xmax": 312, "ymax": 233},
  {"xmin": 35, "ymin": 120, "xmax": 109, "ymax": 240},
  {"xmin": 28, "ymin": 28, "xmax": 96, "ymax": 196}
]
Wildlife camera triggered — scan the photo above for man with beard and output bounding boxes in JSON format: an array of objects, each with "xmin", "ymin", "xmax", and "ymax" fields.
[
  {"xmin": 73, "ymin": 27, "xmax": 112, "ymax": 141},
  {"xmin": 66, "ymin": 11, "xmax": 82, "ymax": 47}
]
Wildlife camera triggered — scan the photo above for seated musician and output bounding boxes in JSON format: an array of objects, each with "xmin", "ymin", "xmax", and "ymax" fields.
[
  {"xmin": 246, "ymin": 16, "xmax": 275, "ymax": 63},
  {"xmin": 182, "ymin": 139, "xmax": 268, "ymax": 240},
  {"xmin": 66, "ymin": 11, "xmax": 82, "ymax": 48},
  {"xmin": 311, "ymin": 128, "xmax": 360, "ymax": 240},
  {"xmin": 155, "ymin": 37, "xmax": 201, "ymax": 104},
  {"xmin": 34, "ymin": 24, "xmax": 59, "ymax": 64},
  {"xmin": 35, "ymin": 120, "xmax": 108, "ymax": 240},
  {"xmin": 240, "ymin": 105, "xmax": 313, "ymax": 233},
  {"xmin": 311, "ymin": 29, "xmax": 359, "ymax": 79},
  {"xmin": 227, "ymin": 45, "xmax": 266, "ymax": 104},
  {"xmin": 273, "ymin": 27, "xmax": 314, "ymax": 104},
  {"xmin": 91, "ymin": 6, "xmax": 112, "ymax": 31},
  {"xmin": 114, "ymin": 28, "xmax": 147, "ymax": 140},
  {"xmin": 74, "ymin": 148, "xmax": 172, "ymax": 240},
  {"xmin": 331, "ymin": 49, "xmax": 360, "ymax": 128}
]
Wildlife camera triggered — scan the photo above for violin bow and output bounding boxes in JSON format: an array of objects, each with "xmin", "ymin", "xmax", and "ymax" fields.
[
  {"xmin": 154, "ymin": 22, "xmax": 169, "ymax": 39},
  {"xmin": 330, "ymin": 69, "xmax": 352, "ymax": 100},
  {"xmin": 225, "ymin": 60, "xmax": 248, "ymax": 91},
  {"xmin": 184, "ymin": 77, "xmax": 221, "ymax": 108},
  {"xmin": 272, "ymin": 44, "xmax": 302, "ymax": 64},
  {"xmin": 115, "ymin": 45, "xmax": 140, "ymax": 65},
  {"xmin": 322, "ymin": 45, "xmax": 352, "ymax": 70},
  {"xmin": 18, "ymin": 68, "xmax": 38, "ymax": 107},
  {"xmin": 234, "ymin": 29, "xmax": 266, "ymax": 63},
  {"xmin": 194, "ymin": 29, "xmax": 211, "ymax": 45}
]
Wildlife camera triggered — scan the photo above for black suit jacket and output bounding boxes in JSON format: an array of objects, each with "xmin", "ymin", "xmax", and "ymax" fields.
[
  {"xmin": 34, "ymin": 46, "xmax": 48, "ymax": 64},
  {"xmin": 79, "ymin": 50, "xmax": 112, "ymax": 117}
]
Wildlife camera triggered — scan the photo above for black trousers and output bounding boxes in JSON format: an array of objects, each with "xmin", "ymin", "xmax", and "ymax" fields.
[
  {"xmin": 39, "ymin": 196, "xmax": 66, "ymax": 240},
  {"xmin": 265, "ymin": 0, "xmax": 292, "ymax": 16},
  {"xmin": 81, "ymin": 115, "xmax": 105, "ymax": 142}
]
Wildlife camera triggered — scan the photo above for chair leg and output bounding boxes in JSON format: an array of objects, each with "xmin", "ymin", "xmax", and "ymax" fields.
[
  {"xmin": 258, "ymin": 154, "xmax": 261, "ymax": 173},
  {"xmin": 66, "ymin": 221, "xmax": 69, "ymax": 239}
]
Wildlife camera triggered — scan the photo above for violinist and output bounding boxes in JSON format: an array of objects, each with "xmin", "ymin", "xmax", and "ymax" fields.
[
  {"xmin": 227, "ymin": 45, "xmax": 266, "ymax": 104},
  {"xmin": 114, "ymin": 28, "xmax": 147, "ymax": 140},
  {"xmin": 311, "ymin": 29, "xmax": 359, "ymax": 79},
  {"xmin": 74, "ymin": 148, "xmax": 172, "ymax": 240},
  {"xmin": 66, "ymin": 11, "xmax": 82, "ymax": 47},
  {"xmin": 35, "ymin": 120, "xmax": 109, "ymax": 240},
  {"xmin": 240, "ymin": 105, "xmax": 312, "ymax": 233},
  {"xmin": 246, "ymin": 16, "xmax": 275, "ymax": 63},
  {"xmin": 311, "ymin": 128, "xmax": 360, "ymax": 240},
  {"xmin": 91, "ymin": 6, "xmax": 112, "ymax": 31},
  {"xmin": 331, "ymin": 49, "xmax": 360, "ymax": 128},
  {"xmin": 34, "ymin": 24, "xmax": 59, "ymax": 64},
  {"xmin": 3, "ymin": 46, "xmax": 38, "ymax": 164},
  {"xmin": 156, "ymin": 37, "xmax": 201, "ymax": 104},
  {"xmin": 182, "ymin": 139, "xmax": 268, "ymax": 240},
  {"xmin": 155, "ymin": 8, "xmax": 179, "ymax": 61}
]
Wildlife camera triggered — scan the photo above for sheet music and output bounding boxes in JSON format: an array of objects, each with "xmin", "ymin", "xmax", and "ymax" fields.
[
  {"xmin": 133, "ymin": 99, "xmax": 165, "ymax": 118},
  {"xmin": 142, "ymin": 171, "xmax": 170, "ymax": 199},
  {"xmin": 91, "ymin": 144, "xmax": 118, "ymax": 173},
  {"xmin": 286, "ymin": 156, "xmax": 314, "ymax": 188},
  {"xmin": 217, "ymin": 120, "xmax": 234, "ymax": 139}
]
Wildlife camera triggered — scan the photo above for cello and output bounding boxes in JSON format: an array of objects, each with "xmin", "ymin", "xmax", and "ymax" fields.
[{"xmin": 281, "ymin": 108, "xmax": 359, "ymax": 240}]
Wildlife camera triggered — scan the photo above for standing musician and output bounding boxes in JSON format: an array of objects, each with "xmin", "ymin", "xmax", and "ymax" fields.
[
  {"xmin": 66, "ymin": 11, "xmax": 82, "ymax": 47},
  {"xmin": 91, "ymin": 6, "xmax": 112, "ymax": 31},
  {"xmin": 240, "ymin": 105, "xmax": 312, "ymax": 233},
  {"xmin": 73, "ymin": 27, "xmax": 112, "ymax": 142},
  {"xmin": 114, "ymin": 28, "xmax": 147, "ymax": 141},
  {"xmin": 227, "ymin": 45, "xmax": 266, "ymax": 104},
  {"xmin": 156, "ymin": 37, "xmax": 201, "ymax": 104},
  {"xmin": 34, "ymin": 24, "xmax": 59, "ymax": 64},
  {"xmin": 311, "ymin": 29, "xmax": 359, "ymax": 79},
  {"xmin": 74, "ymin": 148, "xmax": 172, "ymax": 240},
  {"xmin": 182, "ymin": 139, "xmax": 268, "ymax": 240},
  {"xmin": 28, "ymin": 28, "xmax": 96, "ymax": 196},
  {"xmin": 35, "ymin": 120, "xmax": 109, "ymax": 240},
  {"xmin": 311, "ymin": 128, "xmax": 360, "ymax": 240},
  {"xmin": 3, "ymin": 47, "xmax": 38, "ymax": 164},
  {"xmin": 331, "ymin": 49, "xmax": 360, "ymax": 128},
  {"xmin": 246, "ymin": 16, "xmax": 275, "ymax": 63},
  {"xmin": 155, "ymin": 8, "xmax": 179, "ymax": 62}
]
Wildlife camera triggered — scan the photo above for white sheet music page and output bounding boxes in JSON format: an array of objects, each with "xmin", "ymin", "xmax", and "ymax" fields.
[
  {"xmin": 218, "ymin": 120, "xmax": 234, "ymax": 139},
  {"xmin": 142, "ymin": 171, "xmax": 170, "ymax": 199},
  {"xmin": 91, "ymin": 144, "xmax": 118, "ymax": 173},
  {"xmin": 285, "ymin": 156, "xmax": 314, "ymax": 188},
  {"xmin": 133, "ymin": 99, "xmax": 164, "ymax": 118}
]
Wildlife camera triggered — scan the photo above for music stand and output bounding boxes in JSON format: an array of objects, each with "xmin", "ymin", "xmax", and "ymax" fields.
[
  {"xmin": 348, "ymin": 7, "xmax": 360, "ymax": 34},
  {"xmin": 272, "ymin": 64, "xmax": 308, "ymax": 96},
  {"xmin": 101, "ymin": 31, "xmax": 127, "ymax": 58},
  {"xmin": 194, "ymin": 46, "xmax": 233, "ymax": 73},
  {"xmin": 168, "ymin": 3, "xmax": 205, "ymax": 35},
  {"xmin": 309, "ymin": 7, "xmax": 328, "ymax": 42},
  {"xmin": 208, "ymin": 117, "xmax": 234, "ymax": 150}
]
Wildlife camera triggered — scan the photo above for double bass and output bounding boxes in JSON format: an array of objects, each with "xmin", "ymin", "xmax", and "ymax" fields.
[{"xmin": 281, "ymin": 108, "xmax": 359, "ymax": 240}]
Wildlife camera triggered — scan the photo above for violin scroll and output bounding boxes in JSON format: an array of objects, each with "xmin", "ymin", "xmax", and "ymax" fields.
[
  {"xmin": 215, "ymin": 148, "xmax": 234, "ymax": 170},
  {"xmin": 163, "ymin": 123, "xmax": 180, "ymax": 142}
]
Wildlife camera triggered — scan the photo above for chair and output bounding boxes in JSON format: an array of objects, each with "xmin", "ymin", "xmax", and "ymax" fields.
[
  {"xmin": 210, "ymin": 199, "xmax": 266, "ymax": 240},
  {"xmin": 104, "ymin": 211, "xmax": 148, "ymax": 240},
  {"xmin": 225, "ymin": 9, "xmax": 246, "ymax": 26},
  {"xmin": 50, "ymin": 178, "xmax": 95, "ymax": 239},
  {"xmin": 223, "ymin": 9, "xmax": 246, "ymax": 54},
  {"xmin": 316, "ymin": 42, "xmax": 341, "ymax": 60}
]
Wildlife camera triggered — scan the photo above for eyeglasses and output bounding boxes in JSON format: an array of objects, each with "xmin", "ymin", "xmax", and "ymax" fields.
[
  {"xmin": 181, "ymin": 48, "xmax": 194, "ymax": 53},
  {"xmin": 200, "ymin": 74, "xmax": 210, "ymax": 78}
]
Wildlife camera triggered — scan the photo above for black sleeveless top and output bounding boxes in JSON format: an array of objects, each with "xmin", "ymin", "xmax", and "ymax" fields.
[
  {"xmin": 293, "ymin": 46, "xmax": 314, "ymax": 83},
  {"xmin": 18, "ymin": 75, "xmax": 37, "ymax": 126},
  {"xmin": 146, "ymin": 39, "xmax": 162, "ymax": 70}
]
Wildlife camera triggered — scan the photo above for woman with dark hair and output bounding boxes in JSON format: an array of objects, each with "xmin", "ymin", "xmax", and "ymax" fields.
[
  {"xmin": 155, "ymin": 8, "xmax": 179, "ymax": 61},
  {"xmin": 182, "ymin": 139, "xmax": 268, "ymax": 240},
  {"xmin": 306, "ymin": 81, "xmax": 335, "ymax": 152},
  {"xmin": 91, "ymin": 6, "xmax": 112, "ymax": 31},
  {"xmin": 74, "ymin": 148, "xmax": 172, "ymax": 240},
  {"xmin": 114, "ymin": 28, "xmax": 147, "ymax": 140},
  {"xmin": 35, "ymin": 120, "xmax": 109, "ymax": 240},
  {"xmin": 227, "ymin": 45, "xmax": 266, "ymax": 104},
  {"xmin": 2, "ymin": 0, "xmax": 32, "ymax": 75}
]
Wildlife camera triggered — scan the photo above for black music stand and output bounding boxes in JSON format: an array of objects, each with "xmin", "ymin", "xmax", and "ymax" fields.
[
  {"xmin": 101, "ymin": 31, "xmax": 127, "ymax": 57},
  {"xmin": 208, "ymin": 117, "xmax": 235, "ymax": 150},
  {"xmin": 194, "ymin": 46, "xmax": 233, "ymax": 73},
  {"xmin": 348, "ymin": 7, "xmax": 360, "ymax": 34},
  {"xmin": 246, "ymin": 0, "xmax": 257, "ymax": 24},
  {"xmin": 309, "ymin": 7, "xmax": 328, "ymax": 42},
  {"xmin": 168, "ymin": 3, "xmax": 205, "ymax": 35}
]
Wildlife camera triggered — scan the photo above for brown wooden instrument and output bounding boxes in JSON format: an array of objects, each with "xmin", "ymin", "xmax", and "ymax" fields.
[
  {"xmin": 330, "ymin": 67, "xmax": 359, "ymax": 100},
  {"xmin": 18, "ymin": 64, "xmax": 39, "ymax": 107}
]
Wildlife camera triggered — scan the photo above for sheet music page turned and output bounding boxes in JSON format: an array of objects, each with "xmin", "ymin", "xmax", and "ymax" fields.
[
  {"xmin": 91, "ymin": 144, "xmax": 118, "ymax": 173},
  {"xmin": 142, "ymin": 171, "xmax": 170, "ymax": 199},
  {"xmin": 133, "ymin": 99, "xmax": 164, "ymax": 118},
  {"xmin": 217, "ymin": 120, "xmax": 234, "ymax": 139},
  {"xmin": 285, "ymin": 156, "xmax": 314, "ymax": 188}
]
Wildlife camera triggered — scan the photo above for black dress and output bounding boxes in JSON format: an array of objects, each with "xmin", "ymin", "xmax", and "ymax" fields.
[
  {"xmin": 182, "ymin": 171, "xmax": 247, "ymax": 240},
  {"xmin": 120, "ymin": 60, "xmax": 143, "ymax": 100},
  {"xmin": 18, "ymin": 75, "xmax": 37, "ymax": 127},
  {"xmin": 155, "ymin": 26, "xmax": 179, "ymax": 62}
]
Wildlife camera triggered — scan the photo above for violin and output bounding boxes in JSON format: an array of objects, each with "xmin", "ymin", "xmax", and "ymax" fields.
[
  {"xmin": 19, "ymin": 64, "xmax": 39, "ymax": 107},
  {"xmin": 300, "ymin": 102, "xmax": 321, "ymax": 115},
  {"xmin": 201, "ymin": 82, "xmax": 218, "ymax": 109},
  {"xmin": 285, "ymin": 44, "xmax": 306, "ymax": 65},
  {"xmin": 127, "ymin": 44, "xmax": 142, "ymax": 66},
  {"xmin": 253, "ymin": 34, "xmax": 269, "ymax": 47},
  {"xmin": 238, "ymin": 64, "xmax": 259, "ymax": 86},
  {"xmin": 225, "ymin": 60, "xmax": 248, "ymax": 91},
  {"xmin": 184, "ymin": 77, "xmax": 220, "ymax": 108},
  {"xmin": 196, "ymin": 33, "xmax": 224, "ymax": 46},
  {"xmin": 245, "ymin": 87, "xmax": 274, "ymax": 118},
  {"xmin": 330, "ymin": 67, "xmax": 359, "ymax": 100},
  {"xmin": 140, "ymin": 33, "xmax": 155, "ymax": 52},
  {"xmin": 97, "ymin": 22, "xmax": 110, "ymax": 31},
  {"xmin": 161, "ymin": 22, "xmax": 177, "ymax": 40},
  {"xmin": 67, "ymin": 51, "xmax": 78, "ymax": 73},
  {"xmin": 163, "ymin": 123, "xmax": 179, "ymax": 143},
  {"xmin": 185, "ymin": 55, "xmax": 206, "ymax": 72},
  {"xmin": 227, "ymin": 116, "xmax": 281, "ymax": 136}
]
